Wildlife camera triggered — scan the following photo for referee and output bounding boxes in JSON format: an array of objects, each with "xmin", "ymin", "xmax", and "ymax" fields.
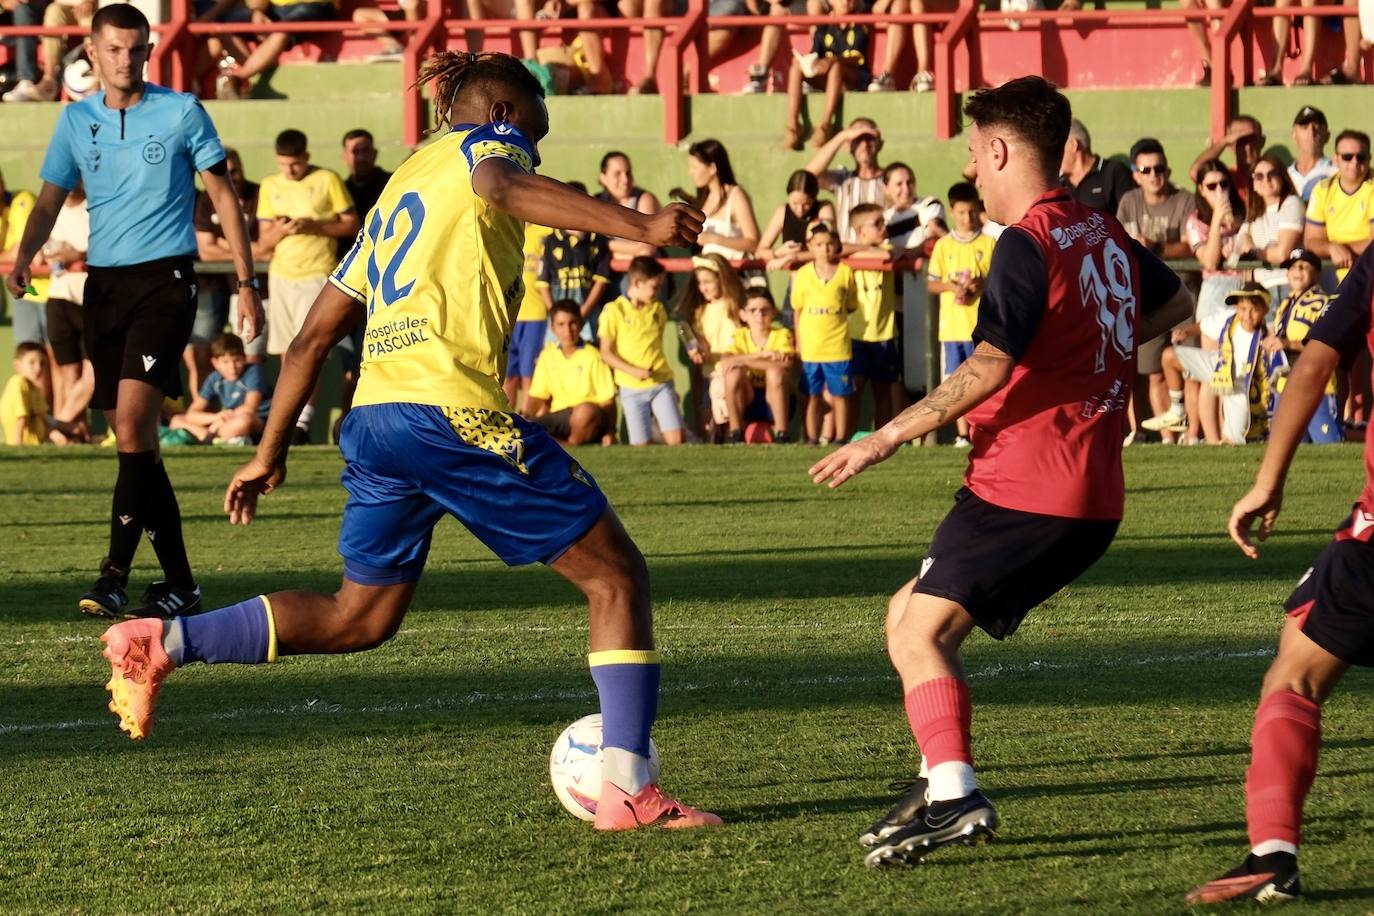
[{"xmin": 6, "ymin": 4, "xmax": 263, "ymax": 619}]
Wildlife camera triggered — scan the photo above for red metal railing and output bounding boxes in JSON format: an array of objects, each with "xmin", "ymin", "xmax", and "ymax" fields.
[{"xmin": 0, "ymin": 2, "xmax": 1363, "ymax": 147}]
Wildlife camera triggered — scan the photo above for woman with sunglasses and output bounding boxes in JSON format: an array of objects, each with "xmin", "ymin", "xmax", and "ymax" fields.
[
  {"xmin": 1188, "ymin": 158, "xmax": 1248, "ymax": 330},
  {"xmin": 1243, "ymin": 154, "xmax": 1304, "ymax": 303}
]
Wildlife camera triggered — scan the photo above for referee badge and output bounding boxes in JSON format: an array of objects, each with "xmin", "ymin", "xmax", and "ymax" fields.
[{"xmin": 142, "ymin": 140, "xmax": 167, "ymax": 165}]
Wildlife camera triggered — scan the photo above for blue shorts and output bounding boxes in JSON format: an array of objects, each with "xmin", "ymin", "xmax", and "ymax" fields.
[
  {"xmin": 507, "ymin": 319, "xmax": 547, "ymax": 380},
  {"xmin": 942, "ymin": 341, "xmax": 975, "ymax": 378},
  {"xmin": 337, "ymin": 403, "xmax": 608, "ymax": 581},
  {"xmin": 801, "ymin": 360, "xmax": 854, "ymax": 396},
  {"xmin": 851, "ymin": 338, "xmax": 900, "ymax": 384}
]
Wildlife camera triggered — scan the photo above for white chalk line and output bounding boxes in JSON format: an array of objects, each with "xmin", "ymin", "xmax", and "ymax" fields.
[{"xmin": 0, "ymin": 646, "xmax": 1274, "ymax": 738}]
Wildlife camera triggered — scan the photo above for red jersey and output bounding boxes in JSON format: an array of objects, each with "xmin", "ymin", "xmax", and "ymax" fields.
[
  {"xmin": 1306, "ymin": 245, "xmax": 1374, "ymax": 525},
  {"xmin": 963, "ymin": 190, "xmax": 1178, "ymax": 520}
]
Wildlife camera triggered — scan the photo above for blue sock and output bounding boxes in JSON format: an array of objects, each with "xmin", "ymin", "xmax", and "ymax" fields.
[
  {"xmin": 179, "ymin": 596, "xmax": 279, "ymax": 665},
  {"xmin": 588, "ymin": 649, "xmax": 660, "ymax": 756}
]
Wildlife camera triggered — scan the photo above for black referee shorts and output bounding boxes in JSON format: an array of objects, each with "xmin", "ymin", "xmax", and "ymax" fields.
[
  {"xmin": 1283, "ymin": 508, "xmax": 1374, "ymax": 667},
  {"xmin": 84, "ymin": 255, "xmax": 197, "ymax": 411},
  {"xmin": 913, "ymin": 487, "xmax": 1120, "ymax": 640}
]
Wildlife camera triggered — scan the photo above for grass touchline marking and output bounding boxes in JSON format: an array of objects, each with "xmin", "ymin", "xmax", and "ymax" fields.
[{"xmin": 0, "ymin": 647, "xmax": 1275, "ymax": 737}]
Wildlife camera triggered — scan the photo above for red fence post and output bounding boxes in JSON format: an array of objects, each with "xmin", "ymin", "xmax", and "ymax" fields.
[
  {"xmin": 401, "ymin": 1, "xmax": 445, "ymax": 148},
  {"xmin": 935, "ymin": 0, "xmax": 977, "ymax": 139},
  {"xmin": 663, "ymin": 0, "xmax": 705, "ymax": 144}
]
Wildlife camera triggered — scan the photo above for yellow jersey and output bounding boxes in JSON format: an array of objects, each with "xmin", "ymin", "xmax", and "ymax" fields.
[
  {"xmin": 3, "ymin": 191, "xmax": 48, "ymax": 300},
  {"xmin": 518, "ymin": 223, "xmax": 553, "ymax": 322},
  {"xmin": 0, "ymin": 374, "xmax": 48, "ymax": 445},
  {"xmin": 598, "ymin": 295, "xmax": 673, "ymax": 389},
  {"xmin": 792, "ymin": 262, "xmax": 858, "ymax": 362},
  {"xmin": 1306, "ymin": 175, "xmax": 1374, "ymax": 246},
  {"xmin": 330, "ymin": 122, "xmax": 535, "ymax": 412},
  {"xmin": 528, "ymin": 341, "xmax": 616, "ymax": 412},
  {"xmin": 727, "ymin": 325, "xmax": 795, "ymax": 386},
  {"xmin": 850, "ymin": 264, "xmax": 896, "ymax": 342},
  {"xmin": 260, "ymin": 166, "xmax": 355, "ymax": 281},
  {"xmin": 927, "ymin": 232, "xmax": 996, "ymax": 343}
]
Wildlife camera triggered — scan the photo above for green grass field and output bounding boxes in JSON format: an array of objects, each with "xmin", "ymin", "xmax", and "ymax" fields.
[{"xmin": 2, "ymin": 443, "xmax": 1373, "ymax": 914}]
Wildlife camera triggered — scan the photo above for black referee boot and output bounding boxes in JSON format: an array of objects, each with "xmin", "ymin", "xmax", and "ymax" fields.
[
  {"xmin": 79, "ymin": 558, "xmax": 129, "ymax": 619},
  {"xmin": 124, "ymin": 581, "xmax": 203, "ymax": 620}
]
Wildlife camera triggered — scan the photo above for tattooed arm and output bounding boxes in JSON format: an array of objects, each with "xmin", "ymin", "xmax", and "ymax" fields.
[{"xmin": 809, "ymin": 341, "xmax": 1015, "ymax": 489}]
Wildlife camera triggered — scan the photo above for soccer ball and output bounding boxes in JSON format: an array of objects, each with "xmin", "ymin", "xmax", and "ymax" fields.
[{"xmin": 549, "ymin": 713, "xmax": 660, "ymax": 821}]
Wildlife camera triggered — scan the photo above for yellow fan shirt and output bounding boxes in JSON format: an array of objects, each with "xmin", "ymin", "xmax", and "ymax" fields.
[
  {"xmin": 927, "ymin": 232, "xmax": 996, "ymax": 343},
  {"xmin": 528, "ymin": 341, "xmax": 616, "ymax": 412},
  {"xmin": 598, "ymin": 295, "xmax": 673, "ymax": 389},
  {"xmin": 259, "ymin": 166, "xmax": 355, "ymax": 280},
  {"xmin": 792, "ymin": 262, "xmax": 858, "ymax": 362},
  {"xmin": 727, "ymin": 325, "xmax": 795, "ymax": 386}
]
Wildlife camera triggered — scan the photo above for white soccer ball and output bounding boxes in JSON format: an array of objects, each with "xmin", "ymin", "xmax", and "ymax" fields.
[
  {"xmin": 63, "ymin": 58, "xmax": 98, "ymax": 100},
  {"xmin": 549, "ymin": 713, "xmax": 660, "ymax": 822}
]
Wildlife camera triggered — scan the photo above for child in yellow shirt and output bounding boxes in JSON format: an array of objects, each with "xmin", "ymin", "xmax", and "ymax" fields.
[
  {"xmin": 721, "ymin": 288, "xmax": 796, "ymax": 443},
  {"xmin": 847, "ymin": 202, "xmax": 901, "ymax": 430},
  {"xmin": 524, "ymin": 300, "xmax": 618, "ymax": 446},
  {"xmin": 792, "ymin": 220, "xmax": 858, "ymax": 444},
  {"xmin": 599, "ymin": 256, "xmax": 684, "ymax": 446},
  {"xmin": 1, "ymin": 342, "xmax": 77, "ymax": 445}
]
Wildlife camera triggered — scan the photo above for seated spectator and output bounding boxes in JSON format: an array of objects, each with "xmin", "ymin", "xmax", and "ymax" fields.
[
  {"xmin": 524, "ymin": 299, "xmax": 617, "ymax": 445},
  {"xmin": 847, "ymin": 202, "xmax": 901, "ymax": 430},
  {"xmin": 866, "ymin": 0, "xmax": 934, "ymax": 93},
  {"xmin": 227, "ymin": 0, "xmax": 341, "ymax": 91},
  {"xmin": 1291, "ymin": 1, "xmax": 1363, "ymax": 85},
  {"xmin": 720, "ymin": 288, "xmax": 796, "ymax": 443},
  {"xmin": 599, "ymin": 256, "xmax": 685, "ymax": 446},
  {"xmin": 507, "ymin": 222, "xmax": 555, "ymax": 409},
  {"xmin": 42, "ymin": 182, "xmax": 92, "ymax": 443},
  {"xmin": 354, "ymin": 0, "xmax": 429, "ymax": 60},
  {"xmin": 1288, "ymin": 106, "xmax": 1334, "ymax": 202},
  {"xmin": 534, "ymin": 0, "xmax": 612, "ymax": 94},
  {"xmin": 926, "ymin": 182, "xmax": 995, "ymax": 446},
  {"xmin": 171, "ymin": 333, "xmax": 272, "ymax": 444},
  {"xmin": 1, "ymin": 0, "xmax": 51, "ymax": 101},
  {"xmin": 882, "ymin": 161, "xmax": 946, "ymax": 254},
  {"xmin": 1189, "ymin": 114, "xmax": 1263, "ymax": 195},
  {"xmin": 742, "ymin": 0, "xmax": 826, "ymax": 95},
  {"xmin": 617, "ymin": 0, "xmax": 668, "ymax": 94},
  {"xmin": 191, "ymin": 0, "xmax": 259, "ymax": 95},
  {"xmin": 756, "ymin": 169, "xmax": 836, "ymax": 270},
  {"xmin": 537, "ymin": 182, "xmax": 612, "ymax": 338},
  {"xmin": 1304, "ymin": 129, "xmax": 1374, "ymax": 279},
  {"xmin": 37, "ymin": 0, "xmax": 96, "ymax": 101},
  {"xmin": 793, "ymin": 220, "xmax": 857, "ymax": 444},
  {"xmin": 1254, "ymin": 0, "xmax": 1297, "ymax": 86},
  {"xmin": 1189, "ymin": 158, "xmax": 1245, "ymax": 327},
  {"xmin": 596, "ymin": 152, "xmax": 660, "ymax": 260},
  {"xmin": 257, "ymin": 128, "xmax": 359, "ymax": 443},
  {"xmin": 1265, "ymin": 248, "xmax": 1342, "ymax": 443},
  {"xmin": 1060, "ymin": 119, "xmax": 1133, "ymax": 215},
  {"xmin": 805, "ymin": 119, "xmax": 887, "ymax": 243},
  {"xmin": 782, "ymin": 0, "xmax": 870, "ymax": 150},
  {"xmin": 1242, "ymin": 154, "xmax": 1304, "ymax": 302},
  {"xmin": 2, "ymin": 343, "xmax": 77, "ymax": 444},
  {"xmin": 672, "ymin": 139, "xmax": 761, "ymax": 261},
  {"xmin": 192, "ymin": 148, "xmax": 270, "ymax": 397},
  {"xmin": 677, "ymin": 253, "xmax": 744, "ymax": 440},
  {"xmin": 1117, "ymin": 138, "xmax": 1195, "ymax": 443},
  {"xmin": 1181, "ymin": 0, "xmax": 1223, "ymax": 86}
]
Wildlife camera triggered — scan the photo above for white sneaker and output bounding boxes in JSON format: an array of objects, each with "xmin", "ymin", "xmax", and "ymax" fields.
[
  {"xmin": 3, "ymin": 79, "xmax": 49, "ymax": 102},
  {"xmin": 911, "ymin": 71, "xmax": 934, "ymax": 93},
  {"xmin": 867, "ymin": 73, "xmax": 895, "ymax": 92},
  {"xmin": 1141, "ymin": 409, "xmax": 1187, "ymax": 433},
  {"xmin": 953, "ymin": 436, "xmax": 971, "ymax": 448}
]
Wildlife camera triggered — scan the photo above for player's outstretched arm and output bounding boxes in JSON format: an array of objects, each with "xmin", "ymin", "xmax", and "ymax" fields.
[
  {"xmin": 5, "ymin": 182, "xmax": 67, "ymax": 298},
  {"xmin": 1138, "ymin": 283, "xmax": 1195, "ymax": 343},
  {"xmin": 810, "ymin": 341, "xmax": 1014, "ymax": 489},
  {"xmin": 1229, "ymin": 339, "xmax": 1341, "ymax": 558},
  {"xmin": 225, "ymin": 283, "xmax": 364, "ymax": 525},
  {"xmin": 472, "ymin": 160, "xmax": 704, "ymax": 250}
]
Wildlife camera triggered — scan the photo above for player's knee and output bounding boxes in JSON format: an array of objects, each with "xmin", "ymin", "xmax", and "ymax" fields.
[
  {"xmin": 1260, "ymin": 664, "xmax": 1335, "ymax": 703},
  {"xmin": 584, "ymin": 540, "xmax": 649, "ymax": 609},
  {"xmin": 332, "ymin": 592, "xmax": 406, "ymax": 651}
]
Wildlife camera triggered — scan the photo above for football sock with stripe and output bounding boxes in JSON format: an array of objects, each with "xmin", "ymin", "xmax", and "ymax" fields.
[
  {"xmin": 109, "ymin": 450, "xmax": 157, "ymax": 571},
  {"xmin": 905, "ymin": 676, "xmax": 977, "ymax": 802},
  {"xmin": 589, "ymin": 649, "xmax": 661, "ymax": 795},
  {"xmin": 172, "ymin": 596, "xmax": 278, "ymax": 666},
  {"xmin": 144, "ymin": 456, "xmax": 195, "ymax": 588},
  {"xmin": 1246, "ymin": 689, "xmax": 1320, "ymax": 857}
]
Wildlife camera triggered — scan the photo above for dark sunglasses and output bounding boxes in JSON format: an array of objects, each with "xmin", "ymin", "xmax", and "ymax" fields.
[
  {"xmin": 1203, "ymin": 179, "xmax": 1230, "ymax": 191},
  {"xmin": 1338, "ymin": 151, "xmax": 1371, "ymax": 163},
  {"xmin": 1136, "ymin": 165, "xmax": 1168, "ymax": 175},
  {"xmin": 1251, "ymin": 170, "xmax": 1279, "ymax": 181}
]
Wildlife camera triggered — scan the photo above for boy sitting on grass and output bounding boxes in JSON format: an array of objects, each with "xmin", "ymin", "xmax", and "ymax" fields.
[
  {"xmin": 1, "ymin": 342, "xmax": 78, "ymax": 445},
  {"xmin": 720, "ymin": 287, "xmax": 796, "ymax": 443},
  {"xmin": 524, "ymin": 299, "xmax": 618, "ymax": 446},
  {"xmin": 171, "ymin": 333, "xmax": 272, "ymax": 445},
  {"xmin": 599, "ymin": 256, "xmax": 686, "ymax": 446}
]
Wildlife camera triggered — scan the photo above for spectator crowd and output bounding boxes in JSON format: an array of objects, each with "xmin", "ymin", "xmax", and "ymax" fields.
[{"xmin": 4, "ymin": 103, "xmax": 1371, "ymax": 449}]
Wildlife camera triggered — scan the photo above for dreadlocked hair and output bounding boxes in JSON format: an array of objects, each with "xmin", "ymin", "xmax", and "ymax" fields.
[{"xmin": 415, "ymin": 51, "xmax": 545, "ymax": 132}]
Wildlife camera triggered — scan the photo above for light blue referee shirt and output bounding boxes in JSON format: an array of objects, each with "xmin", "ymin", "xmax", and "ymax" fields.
[{"xmin": 39, "ymin": 84, "xmax": 226, "ymax": 267}]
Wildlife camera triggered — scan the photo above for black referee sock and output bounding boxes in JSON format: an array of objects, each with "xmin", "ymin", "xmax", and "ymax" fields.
[
  {"xmin": 110, "ymin": 450, "xmax": 157, "ymax": 572},
  {"xmin": 145, "ymin": 457, "xmax": 195, "ymax": 589}
]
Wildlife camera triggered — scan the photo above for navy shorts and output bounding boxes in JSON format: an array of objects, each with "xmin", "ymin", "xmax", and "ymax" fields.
[
  {"xmin": 1284, "ymin": 507, "xmax": 1374, "ymax": 667},
  {"xmin": 851, "ymin": 338, "xmax": 900, "ymax": 384},
  {"xmin": 337, "ymin": 402, "xmax": 609, "ymax": 582},
  {"xmin": 507, "ymin": 319, "xmax": 547, "ymax": 380},
  {"xmin": 914, "ymin": 487, "xmax": 1120, "ymax": 640},
  {"xmin": 941, "ymin": 341, "xmax": 974, "ymax": 378},
  {"xmin": 801, "ymin": 359, "xmax": 854, "ymax": 396}
]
